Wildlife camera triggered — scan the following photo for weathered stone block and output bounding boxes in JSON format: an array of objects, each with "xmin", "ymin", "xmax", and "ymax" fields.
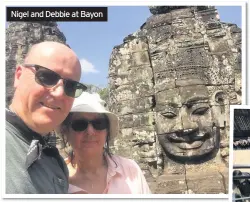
[
  {"xmin": 207, "ymin": 54, "xmax": 235, "ymax": 85},
  {"xmin": 110, "ymin": 81, "xmax": 154, "ymax": 101},
  {"xmin": 163, "ymin": 158, "xmax": 186, "ymax": 175},
  {"xmin": 118, "ymin": 115, "xmax": 133, "ymax": 128},
  {"xmin": 118, "ymin": 37, "xmax": 148, "ymax": 54},
  {"xmin": 144, "ymin": 13, "xmax": 172, "ymax": 29},
  {"xmin": 154, "ymin": 71, "xmax": 176, "ymax": 92},
  {"xmin": 196, "ymin": 8, "xmax": 219, "ymax": 22},
  {"xmin": 132, "ymin": 126, "xmax": 156, "ymax": 144},
  {"xmin": 206, "ymin": 38, "xmax": 230, "ymax": 53},
  {"xmin": 151, "ymin": 52, "xmax": 175, "ymax": 73},
  {"xmin": 119, "ymin": 112, "xmax": 155, "ymax": 128},
  {"xmin": 110, "ymin": 96, "xmax": 154, "ymax": 115},
  {"xmin": 155, "ymin": 88, "xmax": 181, "ymax": 107},
  {"xmin": 133, "ymin": 51, "xmax": 151, "ymax": 66},
  {"xmin": 111, "ymin": 142, "xmax": 132, "ymax": 157},
  {"xmin": 206, "ymin": 29, "xmax": 227, "ymax": 38},
  {"xmin": 147, "ymin": 25, "xmax": 172, "ymax": 43},
  {"xmin": 205, "ymin": 21, "xmax": 222, "ymax": 30},
  {"xmin": 186, "ymin": 170, "xmax": 227, "ymax": 194},
  {"xmin": 148, "ymin": 40, "xmax": 177, "ymax": 54},
  {"xmin": 171, "ymin": 7, "xmax": 194, "ymax": 19},
  {"xmin": 109, "ymin": 65, "xmax": 153, "ymax": 87},
  {"xmin": 109, "ymin": 53, "xmax": 134, "ymax": 76},
  {"xmin": 178, "ymin": 37, "xmax": 204, "ymax": 48},
  {"xmin": 154, "ymin": 174, "xmax": 187, "ymax": 194},
  {"xmin": 133, "ymin": 146, "xmax": 157, "ymax": 161},
  {"xmin": 149, "ymin": 6, "xmax": 193, "ymax": 15},
  {"xmin": 171, "ymin": 18, "xmax": 196, "ymax": 38},
  {"xmin": 174, "ymin": 47, "xmax": 210, "ymax": 86},
  {"xmin": 109, "ymin": 51, "xmax": 151, "ymax": 75}
]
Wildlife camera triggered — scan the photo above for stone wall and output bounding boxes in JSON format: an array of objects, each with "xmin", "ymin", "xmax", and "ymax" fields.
[{"xmin": 108, "ymin": 6, "xmax": 241, "ymax": 193}]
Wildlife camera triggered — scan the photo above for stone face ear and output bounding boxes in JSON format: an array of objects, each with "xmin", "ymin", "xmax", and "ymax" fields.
[
  {"xmin": 210, "ymin": 90, "xmax": 229, "ymax": 106},
  {"xmin": 214, "ymin": 91, "xmax": 227, "ymax": 105}
]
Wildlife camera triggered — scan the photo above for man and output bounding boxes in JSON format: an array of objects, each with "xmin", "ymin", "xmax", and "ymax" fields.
[{"xmin": 6, "ymin": 41, "xmax": 87, "ymax": 194}]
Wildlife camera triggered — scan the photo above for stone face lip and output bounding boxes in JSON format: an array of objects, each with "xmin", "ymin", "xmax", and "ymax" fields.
[{"xmin": 148, "ymin": 6, "xmax": 212, "ymax": 15}]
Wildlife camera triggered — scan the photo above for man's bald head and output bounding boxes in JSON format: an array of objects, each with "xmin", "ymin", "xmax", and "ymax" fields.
[
  {"xmin": 24, "ymin": 42, "xmax": 80, "ymax": 72},
  {"xmin": 23, "ymin": 41, "xmax": 82, "ymax": 83},
  {"xmin": 24, "ymin": 42, "xmax": 72, "ymax": 61},
  {"xmin": 10, "ymin": 41, "xmax": 83, "ymax": 135}
]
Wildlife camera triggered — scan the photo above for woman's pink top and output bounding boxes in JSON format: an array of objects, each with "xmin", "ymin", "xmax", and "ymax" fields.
[{"xmin": 67, "ymin": 155, "xmax": 151, "ymax": 194}]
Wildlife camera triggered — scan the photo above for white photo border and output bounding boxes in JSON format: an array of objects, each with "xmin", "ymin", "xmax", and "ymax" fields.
[{"xmin": 1, "ymin": 0, "xmax": 247, "ymax": 201}]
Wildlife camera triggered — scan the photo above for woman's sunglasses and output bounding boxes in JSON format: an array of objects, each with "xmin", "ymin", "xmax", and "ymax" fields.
[
  {"xmin": 23, "ymin": 64, "xmax": 87, "ymax": 98},
  {"xmin": 71, "ymin": 118, "xmax": 109, "ymax": 132}
]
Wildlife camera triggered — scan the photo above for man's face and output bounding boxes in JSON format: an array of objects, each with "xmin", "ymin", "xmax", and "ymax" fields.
[
  {"xmin": 13, "ymin": 47, "xmax": 81, "ymax": 135},
  {"xmin": 155, "ymin": 85, "xmax": 219, "ymax": 161}
]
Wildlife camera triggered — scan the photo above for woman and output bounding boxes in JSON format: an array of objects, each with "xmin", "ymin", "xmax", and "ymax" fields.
[{"xmin": 58, "ymin": 92, "xmax": 151, "ymax": 194}]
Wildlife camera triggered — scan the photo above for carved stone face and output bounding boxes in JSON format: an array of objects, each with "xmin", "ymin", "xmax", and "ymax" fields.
[{"xmin": 155, "ymin": 85, "xmax": 219, "ymax": 161}]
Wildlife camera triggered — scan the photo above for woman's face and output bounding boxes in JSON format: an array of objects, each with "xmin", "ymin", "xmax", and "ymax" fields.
[{"xmin": 68, "ymin": 112, "xmax": 108, "ymax": 157}]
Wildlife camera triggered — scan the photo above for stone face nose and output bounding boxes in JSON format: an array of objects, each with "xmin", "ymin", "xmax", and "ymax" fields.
[{"xmin": 180, "ymin": 107, "xmax": 199, "ymax": 130}]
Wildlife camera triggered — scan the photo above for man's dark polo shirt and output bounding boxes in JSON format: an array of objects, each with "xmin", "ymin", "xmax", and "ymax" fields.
[{"xmin": 6, "ymin": 109, "xmax": 69, "ymax": 194}]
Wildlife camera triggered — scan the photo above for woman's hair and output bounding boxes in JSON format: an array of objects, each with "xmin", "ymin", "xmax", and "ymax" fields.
[{"xmin": 58, "ymin": 112, "xmax": 117, "ymax": 168}]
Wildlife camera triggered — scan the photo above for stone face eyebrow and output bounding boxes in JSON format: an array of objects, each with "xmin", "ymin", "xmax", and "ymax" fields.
[{"xmin": 184, "ymin": 96, "xmax": 209, "ymax": 105}]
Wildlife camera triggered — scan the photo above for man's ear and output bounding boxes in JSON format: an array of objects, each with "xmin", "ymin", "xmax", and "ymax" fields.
[{"xmin": 13, "ymin": 65, "xmax": 23, "ymax": 88}]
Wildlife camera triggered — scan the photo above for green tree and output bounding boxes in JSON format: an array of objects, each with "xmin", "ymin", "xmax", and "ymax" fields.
[{"xmin": 98, "ymin": 87, "xmax": 109, "ymax": 104}]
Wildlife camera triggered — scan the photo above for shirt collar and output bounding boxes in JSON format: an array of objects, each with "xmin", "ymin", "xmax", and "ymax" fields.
[{"xmin": 105, "ymin": 154, "xmax": 123, "ymax": 177}]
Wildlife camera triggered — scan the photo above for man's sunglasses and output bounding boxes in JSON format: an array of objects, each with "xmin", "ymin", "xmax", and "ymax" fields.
[
  {"xmin": 71, "ymin": 118, "xmax": 109, "ymax": 132},
  {"xmin": 23, "ymin": 64, "xmax": 87, "ymax": 98}
]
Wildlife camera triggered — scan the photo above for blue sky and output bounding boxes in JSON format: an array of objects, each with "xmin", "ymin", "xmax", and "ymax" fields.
[{"xmin": 57, "ymin": 6, "xmax": 242, "ymax": 88}]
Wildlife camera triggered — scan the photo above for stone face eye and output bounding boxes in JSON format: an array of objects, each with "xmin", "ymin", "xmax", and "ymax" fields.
[{"xmin": 192, "ymin": 107, "xmax": 209, "ymax": 115}]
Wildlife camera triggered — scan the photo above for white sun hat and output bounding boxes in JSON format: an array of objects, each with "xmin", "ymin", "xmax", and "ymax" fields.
[{"xmin": 70, "ymin": 92, "xmax": 119, "ymax": 140}]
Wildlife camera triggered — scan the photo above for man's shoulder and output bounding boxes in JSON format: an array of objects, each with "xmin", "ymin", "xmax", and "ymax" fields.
[
  {"xmin": 6, "ymin": 121, "xmax": 29, "ymax": 150},
  {"xmin": 6, "ymin": 120, "xmax": 28, "ymax": 169},
  {"xmin": 6, "ymin": 120, "xmax": 20, "ymax": 137},
  {"xmin": 6, "ymin": 119, "xmax": 16, "ymax": 132},
  {"xmin": 5, "ymin": 123, "xmax": 34, "ymax": 194}
]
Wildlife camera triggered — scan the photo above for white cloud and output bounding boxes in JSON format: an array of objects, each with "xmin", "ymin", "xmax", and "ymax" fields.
[{"xmin": 80, "ymin": 58, "xmax": 99, "ymax": 74}]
